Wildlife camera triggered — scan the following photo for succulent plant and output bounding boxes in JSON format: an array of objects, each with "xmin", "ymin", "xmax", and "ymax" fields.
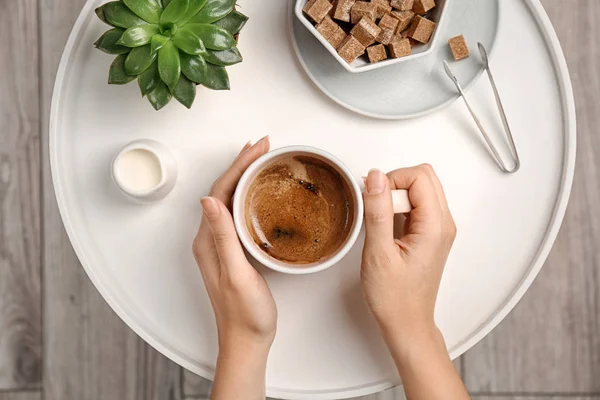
[{"xmin": 94, "ymin": 0, "xmax": 248, "ymax": 110}]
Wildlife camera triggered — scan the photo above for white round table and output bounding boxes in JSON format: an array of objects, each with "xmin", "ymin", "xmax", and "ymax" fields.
[{"xmin": 50, "ymin": 0, "xmax": 576, "ymax": 398}]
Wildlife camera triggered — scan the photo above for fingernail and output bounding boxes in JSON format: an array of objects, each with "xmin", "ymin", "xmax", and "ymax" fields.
[
  {"xmin": 201, "ymin": 197, "xmax": 220, "ymax": 219},
  {"xmin": 366, "ymin": 169, "xmax": 386, "ymax": 195},
  {"xmin": 256, "ymin": 135, "xmax": 269, "ymax": 147},
  {"xmin": 240, "ymin": 141, "xmax": 252, "ymax": 153}
]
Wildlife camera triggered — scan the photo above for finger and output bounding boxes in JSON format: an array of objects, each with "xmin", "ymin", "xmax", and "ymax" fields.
[
  {"xmin": 421, "ymin": 166, "xmax": 457, "ymax": 237},
  {"xmin": 387, "ymin": 165, "xmax": 441, "ymax": 210},
  {"xmin": 418, "ymin": 164, "xmax": 451, "ymax": 215},
  {"xmin": 194, "ymin": 141, "xmax": 252, "ymax": 262},
  {"xmin": 193, "ymin": 221, "xmax": 220, "ymax": 292},
  {"xmin": 201, "ymin": 196, "xmax": 248, "ymax": 273},
  {"xmin": 210, "ymin": 136, "xmax": 270, "ymax": 206},
  {"xmin": 363, "ymin": 169, "xmax": 395, "ymax": 249},
  {"xmin": 387, "ymin": 165, "xmax": 443, "ymax": 235},
  {"xmin": 235, "ymin": 141, "xmax": 252, "ymax": 159}
]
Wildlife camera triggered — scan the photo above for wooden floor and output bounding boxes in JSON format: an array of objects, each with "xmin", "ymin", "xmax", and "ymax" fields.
[{"xmin": 0, "ymin": 0, "xmax": 598, "ymax": 399}]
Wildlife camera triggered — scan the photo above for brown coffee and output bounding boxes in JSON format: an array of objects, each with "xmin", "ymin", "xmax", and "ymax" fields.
[{"xmin": 245, "ymin": 155, "xmax": 355, "ymax": 264}]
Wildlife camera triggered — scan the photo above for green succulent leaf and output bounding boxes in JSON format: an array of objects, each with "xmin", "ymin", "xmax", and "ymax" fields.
[
  {"xmin": 178, "ymin": 0, "xmax": 208, "ymax": 25},
  {"xmin": 94, "ymin": 28, "xmax": 130, "ymax": 54},
  {"xmin": 123, "ymin": 0, "xmax": 162, "ymax": 24},
  {"xmin": 108, "ymin": 53, "xmax": 137, "ymax": 84},
  {"xmin": 190, "ymin": 0, "xmax": 235, "ymax": 23},
  {"xmin": 180, "ymin": 52, "xmax": 208, "ymax": 83},
  {"xmin": 158, "ymin": 40, "xmax": 181, "ymax": 90},
  {"xmin": 147, "ymin": 81, "xmax": 173, "ymax": 110},
  {"xmin": 160, "ymin": 0, "xmax": 189, "ymax": 24},
  {"xmin": 101, "ymin": 1, "xmax": 146, "ymax": 28},
  {"xmin": 95, "ymin": 6, "xmax": 109, "ymax": 24},
  {"xmin": 173, "ymin": 75, "xmax": 197, "ymax": 108},
  {"xmin": 151, "ymin": 34, "xmax": 170, "ymax": 53},
  {"xmin": 138, "ymin": 61, "xmax": 160, "ymax": 95},
  {"xmin": 162, "ymin": 0, "xmax": 173, "ymax": 6},
  {"xmin": 117, "ymin": 24, "xmax": 160, "ymax": 47},
  {"xmin": 201, "ymin": 63, "xmax": 229, "ymax": 90},
  {"xmin": 203, "ymin": 47, "xmax": 242, "ymax": 66},
  {"xmin": 184, "ymin": 23, "xmax": 235, "ymax": 50},
  {"xmin": 214, "ymin": 10, "xmax": 248, "ymax": 35},
  {"xmin": 173, "ymin": 27, "xmax": 206, "ymax": 55},
  {"xmin": 125, "ymin": 44, "xmax": 157, "ymax": 75}
]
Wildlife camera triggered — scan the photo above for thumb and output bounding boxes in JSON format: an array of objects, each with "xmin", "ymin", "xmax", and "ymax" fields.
[
  {"xmin": 201, "ymin": 196, "xmax": 247, "ymax": 270},
  {"xmin": 363, "ymin": 169, "xmax": 395, "ymax": 249}
]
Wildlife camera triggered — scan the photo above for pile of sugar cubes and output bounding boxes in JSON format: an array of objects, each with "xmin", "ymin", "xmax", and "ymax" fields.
[{"xmin": 302, "ymin": 0, "xmax": 438, "ymax": 64}]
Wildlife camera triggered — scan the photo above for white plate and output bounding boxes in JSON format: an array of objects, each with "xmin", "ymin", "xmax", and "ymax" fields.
[
  {"xmin": 50, "ymin": 0, "xmax": 575, "ymax": 398},
  {"xmin": 291, "ymin": 0, "xmax": 500, "ymax": 119}
]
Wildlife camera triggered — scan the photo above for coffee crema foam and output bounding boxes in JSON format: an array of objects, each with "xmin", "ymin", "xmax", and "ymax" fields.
[{"xmin": 245, "ymin": 155, "xmax": 355, "ymax": 264}]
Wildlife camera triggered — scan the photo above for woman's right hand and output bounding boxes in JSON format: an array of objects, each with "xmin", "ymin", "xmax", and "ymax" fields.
[
  {"xmin": 361, "ymin": 165, "xmax": 469, "ymax": 400},
  {"xmin": 360, "ymin": 165, "xmax": 457, "ymax": 354}
]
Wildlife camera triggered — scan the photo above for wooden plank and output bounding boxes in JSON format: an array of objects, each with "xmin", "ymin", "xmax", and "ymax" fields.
[
  {"xmin": 0, "ymin": 0, "xmax": 42, "ymax": 391},
  {"xmin": 39, "ymin": 0, "xmax": 183, "ymax": 399},
  {"xmin": 182, "ymin": 370, "xmax": 212, "ymax": 398},
  {"xmin": 463, "ymin": 0, "xmax": 600, "ymax": 394},
  {"xmin": 0, "ymin": 392, "xmax": 42, "ymax": 400}
]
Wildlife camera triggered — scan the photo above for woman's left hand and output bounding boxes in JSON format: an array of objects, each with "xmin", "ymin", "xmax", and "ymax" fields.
[{"xmin": 192, "ymin": 136, "xmax": 277, "ymax": 353}]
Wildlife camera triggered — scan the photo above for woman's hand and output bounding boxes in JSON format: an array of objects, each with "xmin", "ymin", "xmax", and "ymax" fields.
[
  {"xmin": 192, "ymin": 137, "xmax": 276, "ymax": 400},
  {"xmin": 361, "ymin": 165, "xmax": 456, "ymax": 346},
  {"xmin": 361, "ymin": 165, "xmax": 468, "ymax": 400},
  {"xmin": 361, "ymin": 164, "xmax": 456, "ymax": 346}
]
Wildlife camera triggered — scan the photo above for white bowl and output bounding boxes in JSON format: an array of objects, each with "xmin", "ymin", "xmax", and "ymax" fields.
[{"xmin": 295, "ymin": 0, "xmax": 449, "ymax": 73}]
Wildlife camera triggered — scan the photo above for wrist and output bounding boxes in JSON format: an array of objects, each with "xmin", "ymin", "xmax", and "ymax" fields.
[
  {"xmin": 213, "ymin": 332, "xmax": 272, "ymax": 400},
  {"xmin": 218, "ymin": 332, "xmax": 272, "ymax": 363},
  {"xmin": 382, "ymin": 320, "xmax": 445, "ymax": 366}
]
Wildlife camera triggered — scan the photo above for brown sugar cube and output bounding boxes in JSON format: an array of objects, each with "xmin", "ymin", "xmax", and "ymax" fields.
[
  {"xmin": 390, "ymin": 10, "xmax": 414, "ymax": 32},
  {"xmin": 367, "ymin": 44, "xmax": 387, "ymax": 63},
  {"xmin": 331, "ymin": 27, "xmax": 348, "ymax": 47},
  {"xmin": 317, "ymin": 15, "xmax": 338, "ymax": 36},
  {"xmin": 377, "ymin": 28, "xmax": 394, "ymax": 45},
  {"xmin": 389, "ymin": 33, "xmax": 403, "ymax": 43},
  {"xmin": 317, "ymin": 16, "xmax": 348, "ymax": 48},
  {"xmin": 448, "ymin": 34, "xmax": 469, "ymax": 60},
  {"xmin": 391, "ymin": 29, "xmax": 409, "ymax": 42},
  {"xmin": 371, "ymin": 0, "xmax": 392, "ymax": 19},
  {"xmin": 376, "ymin": 14, "xmax": 399, "ymax": 45},
  {"xmin": 350, "ymin": 1, "xmax": 376, "ymax": 24},
  {"xmin": 388, "ymin": 36, "xmax": 411, "ymax": 58},
  {"xmin": 390, "ymin": 0, "xmax": 413, "ymax": 11},
  {"xmin": 332, "ymin": 0, "xmax": 355, "ymax": 22},
  {"xmin": 412, "ymin": 0, "xmax": 435, "ymax": 14},
  {"xmin": 406, "ymin": 15, "xmax": 435, "ymax": 43},
  {"xmin": 350, "ymin": 17, "xmax": 381, "ymax": 46},
  {"xmin": 303, "ymin": 0, "xmax": 333, "ymax": 24},
  {"xmin": 337, "ymin": 35, "xmax": 366, "ymax": 63},
  {"xmin": 328, "ymin": 0, "xmax": 336, "ymax": 17}
]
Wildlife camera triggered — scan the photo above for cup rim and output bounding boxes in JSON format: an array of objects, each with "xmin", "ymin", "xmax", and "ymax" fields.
[{"xmin": 233, "ymin": 145, "xmax": 364, "ymax": 275}]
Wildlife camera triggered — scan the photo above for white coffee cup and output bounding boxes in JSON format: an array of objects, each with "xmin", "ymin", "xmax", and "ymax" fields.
[{"xmin": 233, "ymin": 146, "xmax": 411, "ymax": 274}]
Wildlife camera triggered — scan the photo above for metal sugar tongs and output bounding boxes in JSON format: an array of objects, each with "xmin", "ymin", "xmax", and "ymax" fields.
[{"xmin": 443, "ymin": 43, "xmax": 521, "ymax": 173}]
